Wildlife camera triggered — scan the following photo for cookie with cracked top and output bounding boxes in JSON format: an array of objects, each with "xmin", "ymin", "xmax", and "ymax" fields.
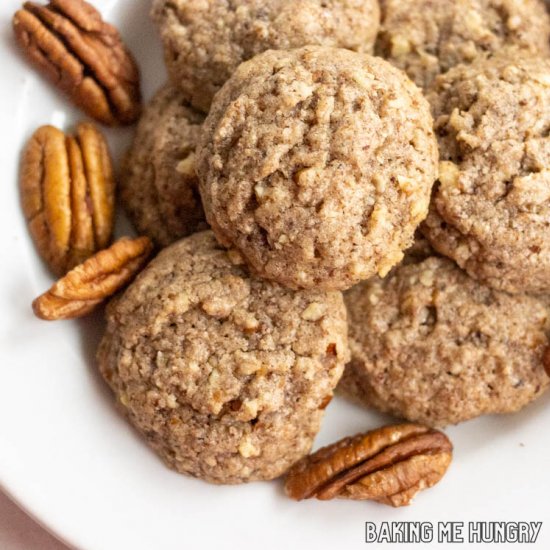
[
  {"xmin": 98, "ymin": 231, "xmax": 350, "ymax": 484},
  {"xmin": 341, "ymin": 254, "xmax": 550, "ymax": 427},
  {"xmin": 151, "ymin": 0, "xmax": 381, "ymax": 112},
  {"xmin": 376, "ymin": 0, "xmax": 550, "ymax": 89},
  {"xmin": 197, "ymin": 46, "xmax": 438, "ymax": 291},
  {"xmin": 121, "ymin": 85, "xmax": 207, "ymax": 247},
  {"xmin": 423, "ymin": 52, "xmax": 550, "ymax": 294}
]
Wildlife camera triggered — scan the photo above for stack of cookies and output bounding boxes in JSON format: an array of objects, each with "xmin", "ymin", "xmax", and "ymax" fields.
[{"xmin": 97, "ymin": 0, "xmax": 550, "ymax": 486}]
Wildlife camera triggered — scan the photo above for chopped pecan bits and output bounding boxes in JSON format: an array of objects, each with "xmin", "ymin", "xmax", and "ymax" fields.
[
  {"xmin": 285, "ymin": 424, "xmax": 453, "ymax": 507},
  {"xmin": 32, "ymin": 236, "xmax": 153, "ymax": 320},
  {"xmin": 13, "ymin": 0, "xmax": 141, "ymax": 125},
  {"xmin": 20, "ymin": 123, "xmax": 115, "ymax": 275},
  {"xmin": 326, "ymin": 343, "xmax": 337, "ymax": 356},
  {"xmin": 318, "ymin": 395, "xmax": 333, "ymax": 410},
  {"xmin": 543, "ymin": 347, "xmax": 550, "ymax": 378}
]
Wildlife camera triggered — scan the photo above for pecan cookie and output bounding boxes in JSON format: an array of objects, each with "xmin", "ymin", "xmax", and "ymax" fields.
[
  {"xmin": 121, "ymin": 86, "xmax": 207, "ymax": 247},
  {"xmin": 197, "ymin": 47, "xmax": 438, "ymax": 291},
  {"xmin": 423, "ymin": 52, "xmax": 550, "ymax": 294},
  {"xmin": 340, "ymin": 254, "xmax": 550, "ymax": 427},
  {"xmin": 97, "ymin": 231, "xmax": 349, "ymax": 484},
  {"xmin": 151, "ymin": 0, "xmax": 380, "ymax": 112},
  {"xmin": 376, "ymin": 0, "xmax": 550, "ymax": 89}
]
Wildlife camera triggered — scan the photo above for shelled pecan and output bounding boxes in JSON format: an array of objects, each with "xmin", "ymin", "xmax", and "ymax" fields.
[
  {"xmin": 33, "ymin": 236, "xmax": 153, "ymax": 320},
  {"xmin": 285, "ymin": 424, "xmax": 453, "ymax": 507},
  {"xmin": 20, "ymin": 123, "xmax": 115, "ymax": 275},
  {"xmin": 13, "ymin": 0, "xmax": 141, "ymax": 125},
  {"xmin": 543, "ymin": 347, "xmax": 550, "ymax": 378}
]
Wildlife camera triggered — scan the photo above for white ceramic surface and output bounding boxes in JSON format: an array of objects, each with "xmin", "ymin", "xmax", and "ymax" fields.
[{"xmin": 1, "ymin": 1, "xmax": 549, "ymax": 549}]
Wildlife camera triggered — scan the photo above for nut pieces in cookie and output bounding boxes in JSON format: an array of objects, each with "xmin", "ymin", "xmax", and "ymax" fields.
[
  {"xmin": 97, "ymin": 231, "xmax": 349, "ymax": 484},
  {"xmin": 13, "ymin": 0, "xmax": 141, "ymax": 125},
  {"xmin": 197, "ymin": 47, "xmax": 438, "ymax": 291},
  {"xmin": 543, "ymin": 348, "xmax": 550, "ymax": 379},
  {"xmin": 120, "ymin": 85, "xmax": 207, "ymax": 247},
  {"xmin": 423, "ymin": 53, "xmax": 550, "ymax": 293},
  {"xmin": 33, "ymin": 236, "xmax": 153, "ymax": 320},
  {"xmin": 376, "ymin": 0, "xmax": 550, "ymax": 89},
  {"xmin": 285, "ymin": 424, "xmax": 453, "ymax": 507},
  {"xmin": 341, "ymin": 254, "xmax": 550, "ymax": 426},
  {"xmin": 151, "ymin": 0, "xmax": 381, "ymax": 112},
  {"xmin": 21, "ymin": 123, "xmax": 116, "ymax": 276}
]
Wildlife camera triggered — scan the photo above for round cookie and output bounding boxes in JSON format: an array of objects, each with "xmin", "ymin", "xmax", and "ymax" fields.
[
  {"xmin": 151, "ymin": 0, "xmax": 381, "ymax": 112},
  {"xmin": 422, "ymin": 52, "xmax": 550, "ymax": 294},
  {"xmin": 340, "ymin": 255, "xmax": 550, "ymax": 427},
  {"xmin": 376, "ymin": 0, "xmax": 550, "ymax": 89},
  {"xmin": 97, "ymin": 231, "xmax": 349, "ymax": 484},
  {"xmin": 121, "ymin": 86, "xmax": 207, "ymax": 247},
  {"xmin": 197, "ymin": 47, "xmax": 439, "ymax": 291}
]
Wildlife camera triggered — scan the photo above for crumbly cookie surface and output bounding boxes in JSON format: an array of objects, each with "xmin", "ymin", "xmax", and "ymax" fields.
[
  {"xmin": 422, "ymin": 52, "xmax": 550, "ymax": 294},
  {"xmin": 97, "ymin": 231, "xmax": 349, "ymax": 484},
  {"xmin": 197, "ymin": 47, "xmax": 438, "ymax": 291},
  {"xmin": 151, "ymin": 0, "xmax": 380, "ymax": 111},
  {"xmin": 376, "ymin": 0, "xmax": 550, "ymax": 89},
  {"xmin": 120, "ymin": 86, "xmax": 207, "ymax": 247},
  {"xmin": 340, "ymin": 255, "xmax": 550, "ymax": 427}
]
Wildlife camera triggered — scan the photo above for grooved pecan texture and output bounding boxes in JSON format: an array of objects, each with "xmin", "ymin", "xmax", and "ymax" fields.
[
  {"xmin": 21, "ymin": 123, "xmax": 115, "ymax": 275},
  {"xmin": 285, "ymin": 424, "xmax": 453, "ymax": 507},
  {"xmin": 13, "ymin": 0, "xmax": 141, "ymax": 125}
]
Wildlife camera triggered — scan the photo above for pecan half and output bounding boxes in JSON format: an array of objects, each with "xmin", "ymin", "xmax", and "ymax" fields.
[
  {"xmin": 33, "ymin": 236, "xmax": 153, "ymax": 320},
  {"xmin": 21, "ymin": 123, "xmax": 115, "ymax": 275},
  {"xmin": 285, "ymin": 424, "xmax": 453, "ymax": 507},
  {"xmin": 13, "ymin": 0, "xmax": 141, "ymax": 125}
]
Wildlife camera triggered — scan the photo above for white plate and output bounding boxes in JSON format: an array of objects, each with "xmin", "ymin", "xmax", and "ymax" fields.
[{"xmin": 1, "ymin": 1, "xmax": 550, "ymax": 549}]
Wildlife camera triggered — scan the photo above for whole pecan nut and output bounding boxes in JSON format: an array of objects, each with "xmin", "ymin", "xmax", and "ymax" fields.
[
  {"xmin": 13, "ymin": 0, "xmax": 141, "ymax": 126},
  {"xmin": 285, "ymin": 423, "xmax": 453, "ymax": 507},
  {"xmin": 33, "ymin": 236, "xmax": 153, "ymax": 320},
  {"xmin": 21, "ymin": 123, "xmax": 115, "ymax": 275}
]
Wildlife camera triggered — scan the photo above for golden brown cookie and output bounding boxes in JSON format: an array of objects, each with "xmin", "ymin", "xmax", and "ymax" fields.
[
  {"xmin": 197, "ymin": 47, "xmax": 438, "ymax": 291},
  {"xmin": 97, "ymin": 231, "xmax": 349, "ymax": 484},
  {"xmin": 151, "ymin": 0, "xmax": 381, "ymax": 111},
  {"xmin": 423, "ymin": 52, "xmax": 550, "ymax": 294},
  {"xmin": 376, "ymin": 0, "xmax": 550, "ymax": 89},
  {"xmin": 341, "ymin": 254, "xmax": 550, "ymax": 427},
  {"xmin": 120, "ymin": 86, "xmax": 207, "ymax": 247}
]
